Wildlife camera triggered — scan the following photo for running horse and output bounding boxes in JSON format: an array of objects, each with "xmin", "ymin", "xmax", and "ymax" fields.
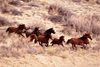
[
  {"xmin": 44, "ymin": 28, "xmax": 55, "ymax": 36},
  {"xmin": 67, "ymin": 33, "xmax": 92, "ymax": 50},
  {"xmin": 6, "ymin": 24, "xmax": 27, "ymax": 37},
  {"xmin": 24, "ymin": 27, "xmax": 40, "ymax": 37}
]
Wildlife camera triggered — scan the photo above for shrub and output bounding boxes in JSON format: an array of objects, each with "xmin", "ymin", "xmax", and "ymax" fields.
[
  {"xmin": 21, "ymin": 0, "xmax": 32, "ymax": 2},
  {"xmin": 10, "ymin": 8, "xmax": 23, "ymax": 16},
  {"xmin": 0, "ymin": 1, "xmax": 11, "ymax": 14},
  {"xmin": 47, "ymin": 4, "xmax": 74, "ymax": 23},
  {"xmin": 7, "ymin": 0, "xmax": 21, "ymax": 6},
  {"xmin": 28, "ymin": 2, "xmax": 40, "ymax": 7},
  {"xmin": 72, "ymin": 0, "xmax": 82, "ymax": 2},
  {"xmin": 0, "ymin": 16, "xmax": 11, "ymax": 26},
  {"xmin": 48, "ymin": 4, "xmax": 74, "ymax": 17},
  {"xmin": 45, "ymin": 15, "xmax": 67, "ymax": 23}
]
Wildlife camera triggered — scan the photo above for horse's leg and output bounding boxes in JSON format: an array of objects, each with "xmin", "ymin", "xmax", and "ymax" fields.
[
  {"xmin": 51, "ymin": 43, "xmax": 54, "ymax": 46},
  {"xmin": 39, "ymin": 42, "xmax": 43, "ymax": 47},
  {"xmin": 61, "ymin": 44, "xmax": 64, "ymax": 47},
  {"xmin": 88, "ymin": 43, "xmax": 91, "ymax": 48},
  {"xmin": 45, "ymin": 43, "xmax": 49, "ymax": 47},
  {"xmin": 72, "ymin": 44, "xmax": 75, "ymax": 50},
  {"xmin": 74, "ymin": 44, "xmax": 77, "ymax": 50},
  {"xmin": 82, "ymin": 44, "xmax": 86, "ymax": 49}
]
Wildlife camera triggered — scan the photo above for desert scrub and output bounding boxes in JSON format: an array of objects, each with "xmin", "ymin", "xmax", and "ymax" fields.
[
  {"xmin": 0, "ymin": 0, "xmax": 23, "ymax": 15},
  {"xmin": 48, "ymin": 4, "xmax": 74, "ymax": 17},
  {"xmin": 46, "ymin": 47, "xmax": 57, "ymax": 55},
  {"xmin": 0, "ymin": 0, "xmax": 12, "ymax": 14},
  {"xmin": 59, "ymin": 51, "xmax": 70, "ymax": 59},
  {"xmin": 0, "ymin": 33, "xmax": 38, "ymax": 58},
  {"xmin": 0, "ymin": 16, "xmax": 12, "ymax": 26},
  {"xmin": 6, "ymin": 0, "xmax": 21, "ymax": 6},
  {"xmin": 21, "ymin": 0, "xmax": 32, "ymax": 2}
]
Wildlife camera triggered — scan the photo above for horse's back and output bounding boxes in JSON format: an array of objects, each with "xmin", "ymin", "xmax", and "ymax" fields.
[
  {"xmin": 70, "ymin": 38, "xmax": 83, "ymax": 44},
  {"xmin": 6, "ymin": 27, "xmax": 17, "ymax": 32},
  {"xmin": 37, "ymin": 35, "xmax": 44, "ymax": 41},
  {"xmin": 51, "ymin": 38, "xmax": 59, "ymax": 44}
]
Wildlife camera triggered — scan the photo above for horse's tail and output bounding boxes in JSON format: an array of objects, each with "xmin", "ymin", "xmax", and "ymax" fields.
[
  {"xmin": 34, "ymin": 40, "xmax": 37, "ymax": 43},
  {"xmin": 66, "ymin": 39, "xmax": 70, "ymax": 44},
  {"xmin": 6, "ymin": 28, "xmax": 9, "ymax": 32}
]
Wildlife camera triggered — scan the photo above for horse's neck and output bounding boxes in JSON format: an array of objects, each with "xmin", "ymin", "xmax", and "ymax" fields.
[
  {"xmin": 18, "ymin": 27, "xmax": 23, "ymax": 30},
  {"xmin": 46, "ymin": 30, "xmax": 51, "ymax": 33},
  {"xmin": 79, "ymin": 37, "xmax": 87, "ymax": 40}
]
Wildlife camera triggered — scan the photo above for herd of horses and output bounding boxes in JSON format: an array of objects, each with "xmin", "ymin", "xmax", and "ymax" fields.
[{"xmin": 6, "ymin": 24, "xmax": 92, "ymax": 50}]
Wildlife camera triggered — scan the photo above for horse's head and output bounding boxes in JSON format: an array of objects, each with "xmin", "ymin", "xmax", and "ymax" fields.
[
  {"xmin": 60, "ymin": 36, "xmax": 65, "ymax": 42},
  {"xmin": 83, "ymin": 33, "xmax": 92, "ymax": 40},
  {"xmin": 45, "ymin": 34, "xmax": 52, "ymax": 39},
  {"xmin": 18, "ymin": 24, "xmax": 27, "ymax": 30},
  {"xmin": 34, "ymin": 27, "xmax": 40, "ymax": 32},
  {"xmin": 60, "ymin": 36, "xmax": 64, "ymax": 39},
  {"xmin": 49, "ymin": 28, "xmax": 55, "ymax": 34}
]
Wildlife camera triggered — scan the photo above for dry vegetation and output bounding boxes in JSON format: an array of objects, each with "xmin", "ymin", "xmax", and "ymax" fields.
[{"xmin": 0, "ymin": 0, "xmax": 100, "ymax": 67}]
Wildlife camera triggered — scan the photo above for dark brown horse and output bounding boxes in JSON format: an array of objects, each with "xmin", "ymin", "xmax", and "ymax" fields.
[
  {"xmin": 44, "ymin": 28, "xmax": 55, "ymax": 36},
  {"xmin": 67, "ymin": 33, "xmax": 92, "ymax": 50},
  {"xmin": 24, "ymin": 27, "xmax": 40, "ymax": 37},
  {"xmin": 51, "ymin": 36, "xmax": 65, "ymax": 47},
  {"xmin": 37, "ymin": 34, "xmax": 52, "ymax": 47},
  {"xmin": 6, "ymin": 24, "xmax": 27, "ymax": 37}
]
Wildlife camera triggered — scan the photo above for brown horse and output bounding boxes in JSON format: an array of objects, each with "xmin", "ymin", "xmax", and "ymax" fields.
[
  {"xmin": 29, "ymin": 34, "xmax": 38, "ymax": 42},
  {"xmin": 51, "ymin": 36, "xmax": 65, "ymax": 47},
  {"xmin": 6, "ymin": 24, "xmax": 27, "ymax": 37},
  {"xmin": 44, "ymin": 28, "xmax": 55, "ymax": 36},
  {"xmin": 37, "ymin": 34, "xmax": 52, "ymax": 47},
  {"xmin": 67, "ymin": 33, "xmax": 92, "ymax": 50},
  {"xmin": 24, "ymin": 27, "xmax": 40, "ymax": 37},
  {"xmin": 79, "ymin": 33, "xmax": 92, "ymax": 47}
]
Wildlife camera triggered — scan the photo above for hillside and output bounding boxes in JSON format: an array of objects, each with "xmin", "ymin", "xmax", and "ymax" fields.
[{"xmin": 0, "ymin": 0, "xmax": 100, "ymax": 67}]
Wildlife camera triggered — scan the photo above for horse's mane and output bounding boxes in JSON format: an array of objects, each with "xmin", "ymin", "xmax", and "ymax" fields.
[
  {"xmin": 79, "ymin": 34, "xmax": 88, "ymax": 39},
  {"xmin": 60, "ymin": 36, "xmax": 64, "ymax": 39},
  {"xmin": 33, "ymin": 27, "xmax": 39, "ymax": 32},
  {"xmin": 79, "ymin": 37, "xmax": 87, "ymax": 39},
  {"xmin": 46, "ymin": 28, "xmax": 53, "ymax": 33},
  {"xmin": 45, "ymin": 34, "xmax": 51, "ymax": 38}
]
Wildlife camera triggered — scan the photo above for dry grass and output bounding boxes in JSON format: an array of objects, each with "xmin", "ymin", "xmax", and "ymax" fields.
[
  {"xmin": 0, "ymin": 0, "xmax": 100, "ymax": 67},
  {"xmin": 46, "ymin": 47, "xmax": 57, "ymax": 55},
  {"xmin": 0, "ymin": 16, "xmax": 12, "ymax": 26}
]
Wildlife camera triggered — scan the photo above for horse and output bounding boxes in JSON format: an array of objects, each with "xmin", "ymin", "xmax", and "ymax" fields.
[
  {"xmin": 37, "ymin": 34, "xmax": 52, "ymax": 47},
  {"xmin": 51, "ymin": 36, "xmax": 65, "ymax": 47},
  {"xmin": 6, "ymin": 24, "xmax": 27, "ymax": 37},
  {"xmin": 67, "ymin": 33, "xmax": 92, "ymax": 50},
  {"xmin": 24, "ymin": 27, "xmax": 40, "ymax": 37},
  {"xmin": 29, "ymin": 34, "xmax": 38, "ymax": 42},
  {"xmin": 44, "ymin": 28, "xmax": 55, "ymax": 36},
  {"xmin": 80, "ymin": 33, "xmax": 92, "ymax": 46}
]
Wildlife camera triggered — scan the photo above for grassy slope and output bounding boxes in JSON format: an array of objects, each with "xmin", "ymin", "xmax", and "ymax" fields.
[{"xmin": 0, "ymin": 0, "xmax": 100, "ymax": 67}]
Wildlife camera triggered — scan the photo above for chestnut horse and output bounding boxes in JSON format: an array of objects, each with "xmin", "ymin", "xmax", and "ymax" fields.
[
  {"xmin": 6, "ymin": 24, "xmax": 27, "ymax": 37},
  {"xmin": 67, "ymin": 33, "xmax": 92, "ymax": 50},
  {"xmin": 51, "ymin": 36, "xmax": 65, "ymax": 47},
  {"xmin": 29, "ymin": 34, "xmax": 38, "ymax": 42},
  {"xmin": 44, "ymin": 28, "xmax": 55, "ymax": 36},
  {"xmin": 37, "ymin": 34, "xmax": 52, "ymax": 47},
  {"xmin": 24, "ymin": 27, "xmax": 40, "ymax": 37}
]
